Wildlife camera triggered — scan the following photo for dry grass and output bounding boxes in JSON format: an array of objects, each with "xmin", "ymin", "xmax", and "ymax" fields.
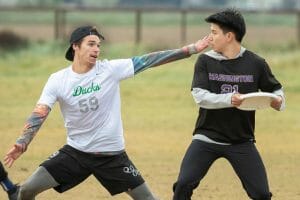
[{"xmin": 0, "ymin": 36, "xmax": 299, "ymax": 199}]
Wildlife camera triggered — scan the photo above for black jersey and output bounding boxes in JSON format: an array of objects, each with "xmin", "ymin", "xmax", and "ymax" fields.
[{"xmin": 191, "ymin": 50, "xmax": 282, "ymax": 143}]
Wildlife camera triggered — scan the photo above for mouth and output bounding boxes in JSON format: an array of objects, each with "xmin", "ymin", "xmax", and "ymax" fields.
[{"xmin": 89, "ymin": 55, "xmax": 98, "ymax": 62}]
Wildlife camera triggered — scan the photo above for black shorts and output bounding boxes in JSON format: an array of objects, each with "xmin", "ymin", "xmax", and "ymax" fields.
[
  {"xmin": 0, "ymin": 161, "xmax": 8, "ymax": 180},
  {"xmin": 40, "ymin": 145, "xmax": 145, "ymax": 195}
]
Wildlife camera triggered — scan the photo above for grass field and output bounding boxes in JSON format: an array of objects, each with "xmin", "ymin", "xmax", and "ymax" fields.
[{"xmin": 0, "ymin": 40, "xmax": 300, "ymax": 200}]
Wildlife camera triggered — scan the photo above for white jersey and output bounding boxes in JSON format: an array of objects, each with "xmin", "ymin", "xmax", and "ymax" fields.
[{"xmin": 38, "ymin": 59, "xmax": 134, "ymax": 152}]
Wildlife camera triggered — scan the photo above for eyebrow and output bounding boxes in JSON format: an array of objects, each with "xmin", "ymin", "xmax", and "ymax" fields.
[{"xmin": 87, "ymin": 40, "xmax": 101, "ymax": 44}]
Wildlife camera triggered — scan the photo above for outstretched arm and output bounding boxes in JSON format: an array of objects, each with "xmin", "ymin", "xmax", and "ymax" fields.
[
  {"xmin": 133, "ymin": 36, "xmax": 209, "ymax": 74},
  {"xmin": 4, "ymin": 104, "xmax": 50, "ymax": 167}
]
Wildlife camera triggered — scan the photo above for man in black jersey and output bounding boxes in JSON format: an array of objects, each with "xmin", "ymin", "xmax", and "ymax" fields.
[{"xmin": 172, "ymin": 8, "xmax": 285, "ymax": 200}]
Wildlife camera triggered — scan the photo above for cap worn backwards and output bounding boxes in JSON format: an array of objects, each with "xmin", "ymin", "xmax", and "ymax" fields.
[{"xmin": 65, "ymin": 26, "xmax": 105, "ymax": 61}]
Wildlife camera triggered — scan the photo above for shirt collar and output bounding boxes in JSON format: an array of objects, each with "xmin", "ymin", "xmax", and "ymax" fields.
[{"xmin": 204, "ymin": 46, "xmax": 246, "ymax": 61}]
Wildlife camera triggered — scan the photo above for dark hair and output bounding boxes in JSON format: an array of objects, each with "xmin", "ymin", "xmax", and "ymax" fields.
[{"xmin": 205, "ymin": 8, "xmax": 246, "ymax": 42}]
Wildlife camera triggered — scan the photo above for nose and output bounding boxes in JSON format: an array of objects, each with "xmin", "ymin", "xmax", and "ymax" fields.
[{"xmin": 94, "ymin": 46, "xmax": 100, "ymax": 54}]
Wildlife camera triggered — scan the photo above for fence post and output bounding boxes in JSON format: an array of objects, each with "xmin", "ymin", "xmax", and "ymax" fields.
[
  {"xmin": 54, "ymin": 8, "xmax": 66, "ymax": 40},
  {"xmin": 135, "ymin": 9, "xmax": 142, "ymax": 44},
  {"xmin": 54, "ymin": 9, "xmax": 59, "ymax": 39},
  {"xmin": 180, "ymin": 10, "xmax": 187, "ymax": 45}
]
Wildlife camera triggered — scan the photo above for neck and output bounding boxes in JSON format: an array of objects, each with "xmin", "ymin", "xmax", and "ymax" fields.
[
  {"xmin": 220, "ymin": 42, "xmax": 241, "ymax": 59},
  {"xmin": 72, "ymin": 59, "xmax": 93, "ymax": 74}
]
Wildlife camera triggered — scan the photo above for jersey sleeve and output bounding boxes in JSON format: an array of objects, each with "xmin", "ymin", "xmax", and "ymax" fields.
[
  {"xmin": 258, "ymin": 60, "xmax": 282, "ymax": 92},
  {"xmin": 37, "ymin": 74, "xmax": 59, "ymax": 109},
  {"xmin": 191, "ymin": 54, "xmax": 209, "ymax": 90},
  {"xmin": 107, "ymin": 59, "xmax": 134, "ymax": 81}
]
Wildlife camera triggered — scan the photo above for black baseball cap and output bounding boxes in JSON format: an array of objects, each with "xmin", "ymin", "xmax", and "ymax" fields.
[{"xmin": 65, "ymin": 25, "xmax": 105, "ymax": 61}]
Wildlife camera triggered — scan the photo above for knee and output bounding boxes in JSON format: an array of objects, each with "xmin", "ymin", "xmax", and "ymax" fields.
[
  {"xmin": 18, "ymin": 183, "xmax": 36, "ymax": 200},
  {"xmin": 143, "ymin": 194, "xmax": 160, "ymax": 200},
  {"xmin": 251, "ymin": 192, "xmax": 272, "ymax": 200},
  {"xmin": 137, "ymin": 192, "xmax": 159, "ymax": 200},
  {"xmin": 173, "ymin": 179, "xmax": 199, "ymax": 192},
  {"xmin": 172, "ymin": 180, "xmax": 199, "ymax": 200}
]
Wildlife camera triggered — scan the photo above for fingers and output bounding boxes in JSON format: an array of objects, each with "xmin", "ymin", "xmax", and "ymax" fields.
[
  {"xmin": 194, "ymin": 35, "xmax": 210, "ymax": 52},
  {"xmin": 270, "ymin": 96, "xmax": 282, "ymax": 111},
  {"xmin": 202, "ymin": 35, "xmax": 210, "ymax": 41},
  {"xmin": 231, "ymin": 93, "xmax": 243, "ymax": 107},
  {"xmin": 4, "ymin": 156, "xmax": 14, "ymax": 168},
  {"xmin": 4, "ymin": 144, "xmax": 23, "ymax": 168}
]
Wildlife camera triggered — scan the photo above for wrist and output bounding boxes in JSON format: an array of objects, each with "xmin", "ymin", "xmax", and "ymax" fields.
[
  {"xmin": 187, "ymin": 44, "xmax": 197, "ymax": 55},
  {"xmin": 16, "ymin": 140, "xmax": 28, "ymax": 153}
]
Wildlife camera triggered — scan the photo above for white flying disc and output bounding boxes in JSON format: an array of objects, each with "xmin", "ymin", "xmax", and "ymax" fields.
[{"xmin": 237, "ymin": 92, "xmax": 278, "ymax": 111}]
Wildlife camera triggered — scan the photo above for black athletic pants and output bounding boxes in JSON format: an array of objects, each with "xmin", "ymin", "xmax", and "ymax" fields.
[
  {"xmin": 173, "ymin": 140, "xmax": 272, "ymax": 200},
  {"xmin": 0, "ymin": 161, "xmax": 8, "ymax": 181}
]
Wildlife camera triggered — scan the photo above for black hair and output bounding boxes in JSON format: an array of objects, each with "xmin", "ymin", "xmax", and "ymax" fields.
[{"xmin": 205, "ymin": 8, "xmax": 246, "ymax": 42}]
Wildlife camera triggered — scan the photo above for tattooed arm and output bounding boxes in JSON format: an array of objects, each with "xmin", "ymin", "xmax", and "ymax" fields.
[
  {"xmin": 132, "ymin": 36, "xmax": 209, "ymax": 74},
  {"xmin": 4, "ymin": 104, "xmax": 51, "ymax": 167}
]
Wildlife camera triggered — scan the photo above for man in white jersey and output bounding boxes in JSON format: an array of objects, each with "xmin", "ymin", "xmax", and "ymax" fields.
[{"xmin": 4, "ymin": 25, "xmax": 209, "ymax": 200}]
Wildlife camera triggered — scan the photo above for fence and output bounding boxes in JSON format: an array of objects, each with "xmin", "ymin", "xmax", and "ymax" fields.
[{"xmin": 0, "ymin": 5, "xmax": 299, "ymax": 45}]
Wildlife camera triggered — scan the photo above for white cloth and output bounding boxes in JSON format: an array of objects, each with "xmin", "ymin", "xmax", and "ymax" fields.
[
  {"xmin": 191, "ymin": 88, "xmax": 233, "ymax": 109},
  {"xmin": 38, "ymin": 59, "xmax": 134, "ymax": 152}
]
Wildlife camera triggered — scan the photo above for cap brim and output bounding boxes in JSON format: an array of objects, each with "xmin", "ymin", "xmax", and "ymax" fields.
[{"xmin": 65, "ymin": 45, "xmax": 74, "ymax": 61}]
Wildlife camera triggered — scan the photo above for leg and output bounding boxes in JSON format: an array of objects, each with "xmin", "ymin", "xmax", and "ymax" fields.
[
  {"xmin": 173, "ymin": 140, "xmax": 220, "ymax": 200},
  {"xmin": 0, "ymin": 161, "xmax": 8, "ymax": 181},
  {"xmin": 92, "ymin": 152, "xmax": 145, "ymax": 196},
  {"xmin": 126, "ymin": 182, "xmax": 159, "ymax": 200},
  {"xmin": 0, "ymin": 161, "xmax": 19, "ymax": 200},
  {"xmin": 18, "ymin": 166, "xmax": 59, "ymax": 200},
  {"xmin": 225, "ymin": 142, "xmax": 272, "ymax": 200},
  {"xmin": 20, "ymin": 146, "xmax": 91, "ymax": 199}
]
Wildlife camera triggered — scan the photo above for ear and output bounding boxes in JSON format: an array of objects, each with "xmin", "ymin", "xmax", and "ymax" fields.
[
  {"xmin": 72, "ymin": 43, "xmax": 79, "ymax": 51},
  {"xmin": 226, "ymin": 32, "xmax": 235, "ymax": 42}
]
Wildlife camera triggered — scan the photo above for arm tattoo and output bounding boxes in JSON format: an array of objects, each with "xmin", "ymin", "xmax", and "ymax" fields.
[
  {"xmin": 132, "ymin": 47, "xmax": 191, "ymax": 74},
  {"xmin": 16, "ymin": 104, "xmax": 51, "ymax": 152}
]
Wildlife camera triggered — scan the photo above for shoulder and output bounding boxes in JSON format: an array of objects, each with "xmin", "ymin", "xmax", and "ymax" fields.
[
  {"xmin": 195, "ymin": 52, "xmax": 213, "ymax": 64},
  {"xmin": 50, "ymin": 66, "xmax": 71, "ymax": 79},
  {"xmin": 95, "ymin": 59, "xmax": 132, "ymax": 68},
  {"xmin": 243, "ymin": 50, "xmax": 266, "ymax": 64},
  {"xmin": 198, "ymin": 52, "xmax": 213, "ymax": 60},
  {"xmin": 45, "ymin": 66, "xmax": 71, "ymax": 87},
  {"xmin": 194, "ymin": 52, "xmax": 217, "ymax": 69}
]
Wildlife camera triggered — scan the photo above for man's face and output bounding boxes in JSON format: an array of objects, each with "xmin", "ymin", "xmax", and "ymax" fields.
[
  {"xmin": 74, "ymin": 35, "xmax": 101, "ymax": 66},
  {"xmin": 208, "ymin": 23, "xmax": 228, "ymax": 53}
]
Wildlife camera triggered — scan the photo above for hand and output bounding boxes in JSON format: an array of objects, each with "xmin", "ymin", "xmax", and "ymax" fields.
[
  {"xmin": 231, "ymin": 93, "xmax": 243, "ymax": 107},
  {"xmin": 270, "ymin": 96, "xmax": 282, "ymax": 111},
  {"xmin": 4, "ymin": 144, "xmax": 24, "ymax": 168},
  {"xmin": 194, "ymin": 35, "xmax": 210, "ymax": 52}
]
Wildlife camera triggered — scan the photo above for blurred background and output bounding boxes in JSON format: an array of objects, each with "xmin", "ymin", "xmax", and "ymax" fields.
[
  {"xmin": 0, "ymin": 0, "xmax": 300, "ymax": 200},
  {"xmin": 0, "ymin": 0, "xmax": 299, "ymax": 48}
]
